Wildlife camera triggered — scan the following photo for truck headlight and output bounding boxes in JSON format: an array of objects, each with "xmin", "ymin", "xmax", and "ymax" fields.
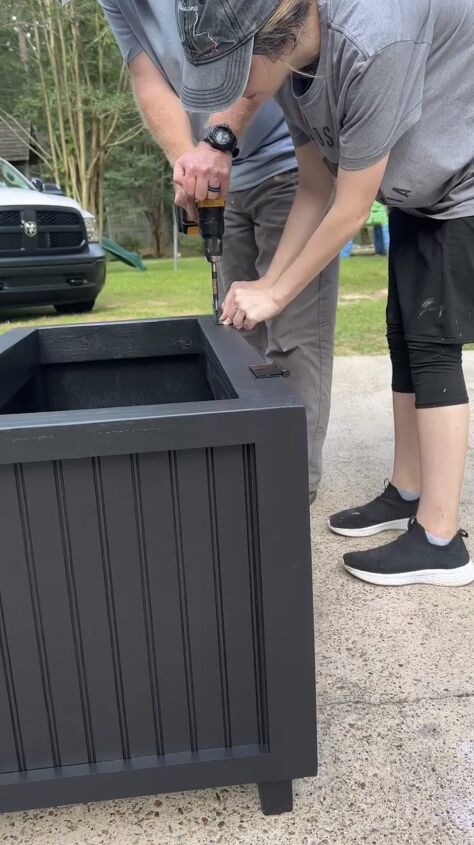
[{"xmin": 83, "ymin": 215, "xmax": 99, "ymax": 243}]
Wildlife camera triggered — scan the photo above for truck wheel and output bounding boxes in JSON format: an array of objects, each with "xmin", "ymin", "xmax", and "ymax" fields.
[{"xmin": 54, "ymin": 300, "xmax": 96, "ymax": 315}]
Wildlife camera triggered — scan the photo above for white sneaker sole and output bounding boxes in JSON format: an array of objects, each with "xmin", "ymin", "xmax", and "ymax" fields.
[
  {"xmin": 328, "ymin": 518, "xmax": 410, "ymax": 538},
  {"xmin": 344, "ymin": 559, "xmax": 474, "ymax": 587}
]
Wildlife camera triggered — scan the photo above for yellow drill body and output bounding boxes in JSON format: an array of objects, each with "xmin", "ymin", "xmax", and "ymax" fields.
[
  {"xmin": 196, "ymin": 199, "xmax": 225, "ymax": 324},
  {"xmin": 178, "ymin": 198, "xmax": 225, "ymax": 324}
]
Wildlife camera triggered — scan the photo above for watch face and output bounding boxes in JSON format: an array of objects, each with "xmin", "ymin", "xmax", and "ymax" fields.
[{"xmin": 214, "ymin": 127, "xmax": 231, "ymax": 146}]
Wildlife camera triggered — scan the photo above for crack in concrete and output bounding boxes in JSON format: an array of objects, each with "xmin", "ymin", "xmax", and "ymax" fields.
[{"xmin": 318, "ymin": 690, "xmax": 474, "ymax": 709}]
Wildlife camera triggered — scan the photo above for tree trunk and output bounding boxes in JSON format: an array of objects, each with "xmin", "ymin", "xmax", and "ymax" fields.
[
  {"xmin": 159, "ymin": 202, "xmax": 173, "ymax": 258},
  {"xmin": 145, "ymin": 208, "xmax": 162, "ymax": 258}
]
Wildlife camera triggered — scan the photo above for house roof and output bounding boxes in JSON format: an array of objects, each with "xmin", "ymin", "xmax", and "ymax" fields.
[{"xmin": 0, "ymin": 122, "xmax": 36, "ymax": 163}]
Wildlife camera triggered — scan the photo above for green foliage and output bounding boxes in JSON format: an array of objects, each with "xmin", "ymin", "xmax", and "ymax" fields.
[
  {"xmin": 0, "ymin": 0, "xmax": 134, "ymax": 116},
  {"xmin": 0, "ymin": 3, "xmax": 27, "ymax": 115},
  {"xmin": 106, "ymin": 142, "xmax": 173, "ymax": 213},
  {"xmin": 106, "ymin": 141, "xmax": 174, "ymax": 257},
  {"xmin": 0, "ymin": 0, "xmax": 145, "ymax": 225}
]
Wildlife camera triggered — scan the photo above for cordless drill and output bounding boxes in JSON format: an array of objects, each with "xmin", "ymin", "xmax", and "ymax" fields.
[{"xmin": 177, "ymin": 198, "xmax": 225, "ymax": 324}]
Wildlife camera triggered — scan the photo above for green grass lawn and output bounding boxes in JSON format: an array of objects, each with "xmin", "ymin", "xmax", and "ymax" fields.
[{"xmin": 0, "ymin": 255, "xmax": 389, "ymax": 355}]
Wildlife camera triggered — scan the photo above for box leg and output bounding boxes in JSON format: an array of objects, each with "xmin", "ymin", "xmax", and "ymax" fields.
[{"xmin": 258, "ymin": 780, "xmax": 293, "ymax": 815}]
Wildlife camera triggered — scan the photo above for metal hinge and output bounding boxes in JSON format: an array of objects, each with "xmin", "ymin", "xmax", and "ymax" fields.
[{"xmin": 249, "ymin": 360, "xmax": 290, "ymax": 379}]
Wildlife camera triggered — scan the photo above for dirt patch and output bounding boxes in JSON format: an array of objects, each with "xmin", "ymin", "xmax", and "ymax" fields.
[{"xmin": 340, "ymin": 288, "xmax": 387, "ymax": 303}]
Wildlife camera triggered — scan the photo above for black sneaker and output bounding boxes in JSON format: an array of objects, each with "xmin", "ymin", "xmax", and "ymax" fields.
[
  {"xmin": 328, "ymin": 482, "xmax": 418, "ymax": 538},
  {"xmin": 344, "ymin": 518, "xmax": 474, "ymax": 587}
]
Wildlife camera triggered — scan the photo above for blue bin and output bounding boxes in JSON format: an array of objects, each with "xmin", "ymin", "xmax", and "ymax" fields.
[{"xmin": 340, "ymin": 240, "xmax": 353, "ymax": 258}]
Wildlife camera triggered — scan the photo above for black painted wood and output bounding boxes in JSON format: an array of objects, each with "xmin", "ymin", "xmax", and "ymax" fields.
[
  {"xmin": 38, "ymin": 318, "xmax": 200, "ymax": 364},
  {"xmin": 259, "ymin": 781, "xmax": 293, "ymax": 816},
  {"xmin": 40, "ymin": 356, "xmax": 215, "ymax": 412},
  {"xmin": 0, "ymin": 329, "xmax": 39, "ymax": 411},
  {"xmin": 0, "ymin": 317, "xmax": 316, "ymax": 816}
]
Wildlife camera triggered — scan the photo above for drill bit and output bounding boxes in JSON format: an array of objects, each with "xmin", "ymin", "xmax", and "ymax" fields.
[{"xmin": 211, "ymin": 259, "xmax": 219, "ymax": 324}]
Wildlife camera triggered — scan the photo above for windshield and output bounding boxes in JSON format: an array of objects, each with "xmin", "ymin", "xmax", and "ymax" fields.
[{"xmin": 0, "ymin": 159, "xmax": 34, "ymax": 190}]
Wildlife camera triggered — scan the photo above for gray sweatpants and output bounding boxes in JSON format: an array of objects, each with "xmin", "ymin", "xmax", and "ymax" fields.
[{"xmin": 220, "ymin": 170, "xmax": 339, "ymax": 492}]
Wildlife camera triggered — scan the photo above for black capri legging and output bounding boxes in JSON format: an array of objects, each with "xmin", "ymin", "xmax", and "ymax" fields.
[
  {"xmin": 387, "ymin": 329, "xmax": 467, "ymax": 409},
  {"xmin": 386, "ymin": 209, "xmax": 473, "ymax": 409}
]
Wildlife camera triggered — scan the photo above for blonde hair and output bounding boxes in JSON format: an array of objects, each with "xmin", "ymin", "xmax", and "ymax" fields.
[{"xmin": 254, "ymin": 0, "xmax": 312, "ymax": 60}]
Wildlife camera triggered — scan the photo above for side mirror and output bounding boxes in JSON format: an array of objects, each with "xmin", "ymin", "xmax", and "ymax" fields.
[
  {"xmin": 31, "ymin": 176, "xmax": 44, "ymax": 192},
  {"xmin": 43, "ymin": 182, "xmax": 65, "ymax": 196}
]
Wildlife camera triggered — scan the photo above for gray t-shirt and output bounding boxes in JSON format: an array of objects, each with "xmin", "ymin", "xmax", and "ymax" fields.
[
  {"xmin": 99, "ymin": 0, "xmax": 296, "ymax": 192},
  {"xmin": 276, "ymin": 0, "xmax": 474, "ymax": 219}
]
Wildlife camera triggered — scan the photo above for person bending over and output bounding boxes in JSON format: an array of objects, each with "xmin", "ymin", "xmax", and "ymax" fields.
[
  {"xmin": 99, "ymin": 0, "xmax": 340, "ymax": 505},
  {"xmin": 175, "ymin": 0, "xmax": 474, "ymax": 588}
]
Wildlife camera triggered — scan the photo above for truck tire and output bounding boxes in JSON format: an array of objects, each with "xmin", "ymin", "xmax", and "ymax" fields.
[{"xmin": 54, "ymin": 300, "xmax": 96, "ymax": 315}]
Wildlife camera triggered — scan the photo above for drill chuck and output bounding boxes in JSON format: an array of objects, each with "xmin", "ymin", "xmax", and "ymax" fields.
[
  {"xmin": 197, "ymin": 200, "xmax": 225, "ymax": 255},
  {"xmin": 203, "ymin": 237, "xmax": 222, "ymax": 263}
]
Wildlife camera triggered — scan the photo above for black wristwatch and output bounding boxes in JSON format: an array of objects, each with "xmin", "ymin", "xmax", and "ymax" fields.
[{"xmin": 202, "ymin": 124, "xmax": 240, "ymax": 158}]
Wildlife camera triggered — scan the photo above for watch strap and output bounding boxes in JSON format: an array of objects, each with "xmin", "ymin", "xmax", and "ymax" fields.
[
  {"xmin": 201, "ymin": 136, "xmax": 240, "ymax": 158},
  {"xmin": 202, "ymin": 125, "xmax": 239, "ymax": 158}
]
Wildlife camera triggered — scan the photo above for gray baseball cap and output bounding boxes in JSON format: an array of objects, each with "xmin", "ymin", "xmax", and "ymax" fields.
[{"xmin": 176, "ymin": 0, "xmax": 277, "ymax": 112}]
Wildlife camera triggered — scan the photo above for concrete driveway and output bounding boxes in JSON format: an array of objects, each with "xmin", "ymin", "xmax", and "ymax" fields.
[{"xmin": 1, "ymin": 355, "xmax": 473, "ymax": 845}]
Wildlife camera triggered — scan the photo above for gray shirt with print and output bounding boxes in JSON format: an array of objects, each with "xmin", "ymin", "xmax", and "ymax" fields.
[
  {"xmin": 99, "ymin": 0, "xmax": 296, "ymax": 192},
  {"xmin": 276, "ymin": 0, "xmax": 474, "ymax": 219}
]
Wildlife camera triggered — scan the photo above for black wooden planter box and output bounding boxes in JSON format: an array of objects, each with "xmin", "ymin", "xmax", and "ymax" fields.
[{"xmin": 0, "ymin": 317, "xmax": 316, "ymax": 816}]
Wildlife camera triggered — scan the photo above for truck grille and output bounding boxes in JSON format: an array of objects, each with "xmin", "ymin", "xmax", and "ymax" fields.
[
  {"xmin": 0, "ymin": 211, "xmax": 21, "ymax": 227},
  {"xmin": 0, "ymin": 207, "xmax": 86, "ymax": 256},
  {"xmin": 0, "ymin": 233, "xmax": 22, "ymax": 250},
  {"xmin": 36, "ymin": 210, "xmax": 79, "ymax": 228},
  {"xmin": 39, "ymin": 231, "xmax": 84, "ymax": 249}
]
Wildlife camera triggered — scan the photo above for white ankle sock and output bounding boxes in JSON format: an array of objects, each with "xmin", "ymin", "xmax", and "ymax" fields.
[
  {"xmin": 425, "ymin": 530, "xmax": 452, "ymax": 547},
  {"xmin": 395, "ymin": 485, "xmax": 420, "ymax": 502}
]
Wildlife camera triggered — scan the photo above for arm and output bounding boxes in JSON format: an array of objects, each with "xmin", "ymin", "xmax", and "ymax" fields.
[
  {"xmin": 101, "ymin": 0, "xmax": 257, "ymax": 203},
  {"xmin": 226, "ymin": 155, "xmax": 388, "ymax": 330},
  {"xmin": 129, "ymin": 51, "xmax": 233, "ymax": 211},
  {"xmin": 221, "ymin": 142, "xmax": 334, "ymax": 324},
  {"xmin": 129, "ymin": 52, "xmax": 194, "ymax": 164},
  {"xmin": 272, "ymin": 156, "xmax": 388, "ymax": 308},
  {"xmin": 209, "ymin": 99, "xmax": 261, "ymax": 134},
  {"xmin": 130, "ymin": 52, "xmax": 257, "ymax": 203},
  {"xmin": 100, "ymin": 1, "xmax": 193, "ymax": 165},
  {"xmin": 260, "ymin": 143, "xmax": 335, "ymax": 285},
  {"xmin": 130, "ymin": 52, "xmax": 258, "ymax": 165}
]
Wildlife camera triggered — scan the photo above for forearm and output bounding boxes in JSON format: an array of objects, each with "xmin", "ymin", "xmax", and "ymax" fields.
[
  {"xmin": 210, "ymin": 98, "xmax": 261, "ymax": 137},
  {"xmin": 265, "ymin": 184, "xmax": 332, "ymax": 284},
  {"xmin": 224, "ymin": 157, "xmax": 386, "ymax": 332},
  {"xmin": 130, "ymin": 55, "xmax": 193, "ymax": 165},
  {"xmin": 136, "ymin": 88, "xmax": 193, "ymax": 165},
  {"xmin": 270, "ymin": 155, "xmax": 388, "ymax": 307},
  {"xmin": 141, "ymin": 92, "xmax": 258, "ymax": 157},
  {"xmin": 273, "ymin": 204, "xmax": 367, "ymax": 307}
]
